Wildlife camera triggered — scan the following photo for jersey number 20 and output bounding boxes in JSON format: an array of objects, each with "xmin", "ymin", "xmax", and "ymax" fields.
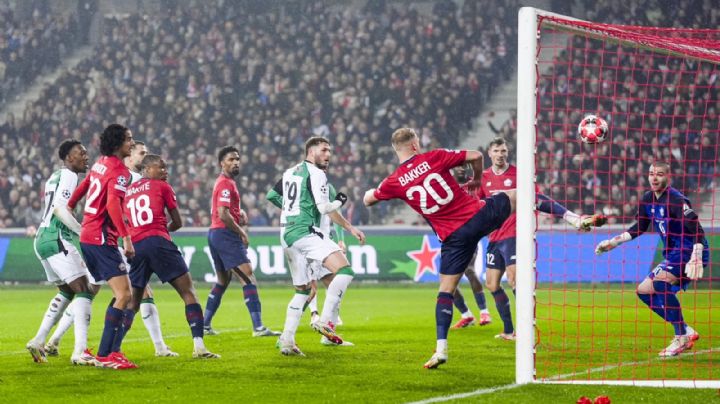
[{"xmin": 406, "ymin": 173, "xmax": 454, "ymax": 214}]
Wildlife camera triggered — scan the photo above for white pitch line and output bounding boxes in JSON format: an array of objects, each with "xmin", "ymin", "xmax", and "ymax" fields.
[
  {"xmin": 407, "ymin": 346, "xmax": 720, "ymax": 404},
  {"xmin": 0, "ymin": 327, "xmax": 248, "ymax": 357}
]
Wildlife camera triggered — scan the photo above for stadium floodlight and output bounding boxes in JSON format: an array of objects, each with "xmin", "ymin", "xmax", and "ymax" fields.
[{"xmin": 516, "ymin": 6, "xmax": 719, "ymax": 388}]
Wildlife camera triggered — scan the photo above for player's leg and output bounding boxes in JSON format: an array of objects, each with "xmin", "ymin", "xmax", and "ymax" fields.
[
  {"xmin": 203, "ymin": 230, "xmax": 231, "ymax": 334},
  {"xmin": 231, "ymin": 262, "xmax": 279, "ymax": 336},
  {"xmin": 139, "ymin": 285, "xmax": 176, "ymax": 356},
  {"xmin": 167, "ymin": 271, "xmax": 219, "ymax": 359},
  {"xmin": 451, "ymin": 286, "xmax": 475, "ymax": 328},
  {"xmin": 279, "ymin": 247, "xmax": 312, "ymax": 356},
  {"xmin": 308, "ymin": 279, "xmax": 320, "ymax": 324},
  {"xmin": 637, "ymin": 262, "xmax": 693, "ymax": 356},
  {"xmin": 27, "ymin": 283, "xmax": 73, "ymax": 363},
  {"xmin": 465, "ymin": 262, "xmax": 491, "ymax": 325},
  {"xmin": 84, "ymin": 244, "xmax": 137, "ymax": 369},
  {"xmin": 315, "ymin": 249, "xmax": 354, "ymax": 343},
  {"xmin": 63, "ymin": 272, "xmax": 97, "ymax": 366},
  {"xmin": 536, "ymin": 193, "xmax": 607, "ymax": 230},
  {"xmin": 485, "ymin": 247, "xmax": 514, "ymax": 339},
  {"xmin": 46, "ymin": 281, "xmax": 101, "ymax": 355}
]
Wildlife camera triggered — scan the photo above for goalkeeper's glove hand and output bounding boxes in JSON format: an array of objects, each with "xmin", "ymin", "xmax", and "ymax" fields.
[
  {"xmin": 334, "ymin": 192, "xmax": 348, "ymax": 206},
  {"xmin": 595, "ymin": 232, "xmax": 631, "ymax": 255},
  {"xmin": 684, "ymin": 243, "xmax": 704, "ymax": 280}
]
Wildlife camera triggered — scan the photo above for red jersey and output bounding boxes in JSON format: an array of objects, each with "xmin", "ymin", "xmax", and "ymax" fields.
[
  {"xmin": 476, "ymin": 164, "xmax": 517, "ymax": 242},
  {"xmin": 123, "ymin": 178, "xmax": 177, "ymax": 242},
  {"xmin": 73, "ymin": 156, "xmax": 130, "ymax": 246},
  {"xmin": 210, "ymin": 174, "xmax": 241, "ymax": 229},
  {"xmin": 373, "ymin": 149, "xmax": 483, "ymax": 241}
]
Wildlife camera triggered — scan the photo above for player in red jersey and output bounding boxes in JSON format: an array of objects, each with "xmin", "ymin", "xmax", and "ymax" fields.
[
  {"xmin": 121, "ymin": 154, "xmax": 219, "ymax": 358},
  {"xmin": 363, "ymin": 128, "xmax": 517, "ymax": 369},
  {"xmin": 67, "ymin": 124, "xmax": 137, "ymax": 369},
  {"xmin": 202, "ymin": 146, "xmax": 279, "ymax": 337},
  {"xmin": 476, "ymin": 138, "xmax": 605, "ymax": 340},
  {"xmin": 449, "ymin": 160, "xmax": 492, "ymax": 329}
]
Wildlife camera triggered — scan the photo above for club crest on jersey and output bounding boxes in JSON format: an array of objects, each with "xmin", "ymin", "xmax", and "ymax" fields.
[
  {"xmin": 504, "ymin": 179, "xmax": 512, "ymax": 187},
  {"xmin": 61, "ymin": 189, "xmax": 71, "ymax": 199},
  {"xmin": 221, "ymin": 189, "xmax": 230, "ymax": 197},
  {"xmin": 117, "ymin": 175, "xmax": 128, "ymax": 187},
  {"xmin": 486, "ymin": 182, "xmax": 491, "ymax": 187},
  {"xmin": 683, "ymin": 203, "xmax": 693, "ymax": 215}
]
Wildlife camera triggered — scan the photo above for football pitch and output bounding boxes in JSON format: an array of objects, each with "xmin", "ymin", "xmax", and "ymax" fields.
[{"xmin": 1, "ymin": 285, "xmax": 718, "ymax": 403}]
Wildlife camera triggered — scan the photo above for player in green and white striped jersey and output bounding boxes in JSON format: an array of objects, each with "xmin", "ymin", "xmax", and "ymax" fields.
[
  {"xmin": 27, "ymin": 140, "xmax": 98, "ymax": 366},
  {"xmin": 269, "ymin": 137, "xmax": 365, "ymax": 356}
]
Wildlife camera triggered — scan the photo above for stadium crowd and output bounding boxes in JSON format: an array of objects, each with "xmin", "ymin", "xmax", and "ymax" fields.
[
  {"xmin": 0, "ymin": 3, "xmax": 81, "ymax": 107},
  {"xmin": 0, "ymin": 0, "xmax": 518, "ymax": 228},
  {"xmin": 491, "ymin": 0, "xmax": 719, "ymax": 225}
]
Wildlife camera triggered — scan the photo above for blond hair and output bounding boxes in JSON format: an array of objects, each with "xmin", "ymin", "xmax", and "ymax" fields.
[{"xmin": 391, "ymin": 128, "xmax": 418, "ymax": 149}]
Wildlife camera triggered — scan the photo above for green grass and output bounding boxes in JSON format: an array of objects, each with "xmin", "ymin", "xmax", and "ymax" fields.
[{"xmin": 0, "ymin": 285, "xmax": 718, "ymax": 403}]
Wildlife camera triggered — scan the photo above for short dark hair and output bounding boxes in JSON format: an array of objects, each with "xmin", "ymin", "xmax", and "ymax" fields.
[
  {"xmin": 305, "ymin": 136, "xmax": 330, "ymax": 155},
  {"xmin": 218, "ymin": 146, "xmax": 239, "ymax": 163},
  {"xmin": 140, "ymin": 154, "xmax": 162, "ymax": 171},
  {"xmin": 58, "ymin": 139, "xmax": 82, "ymax": 161},
  {"xmin": 100, "ymin": 124, "xmax": 129, "ymax": 156},
  {"xmin": 488, "ymin": 137, "xmax": 507, "ymax": 149}
]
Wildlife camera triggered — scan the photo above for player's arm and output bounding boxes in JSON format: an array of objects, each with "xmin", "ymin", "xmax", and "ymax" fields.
[
  {"xmin": 218, "ymin": 205, "xmax": 248, "ymax": 244},
  {"xmin": 465, "ymin": 150, "xmax": 484, "ymax": 166},
  {"xmin": 595, "ymin": 197, "xmax": 650, "ymax": 255},
  {"xmin": 51, "ymin": 171, "xmax": 83, "ymax": 234},
  {"xmin": 167, "ymin": 208, "xmax": 183, "ymax": 232},
  {"xmin": 364, "ymin": 178, "xmax": 394, "ymax": 207},
  {"xmin": 309, "ymin": 169, "xmax": 344, "ymax": 214},
  {"xmin": 675, "ymin": 198, "xmax": 707, "ymax": 280},
  {"xmin": 107, "ymin": 194, "xmax": 134, "ymax": 258},
  {"xmin": 327, "ymin": 208, "xmax": 365, "ymax": 245},
  {"xmin": 463, "ymin": 154, "xmax": 485, "ymax": 194},
  {"xmin": 266, "ymin": 178, "xmax": 283, "ymax": 209},
  {"xmin": 163, "ymin": 183, "xmax": 182, "ymax": 232}
]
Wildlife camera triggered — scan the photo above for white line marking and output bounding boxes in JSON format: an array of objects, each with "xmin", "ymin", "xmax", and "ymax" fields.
[{"xmin": 407, "ymin": 346, "xmax": 720, "ymax": 403}]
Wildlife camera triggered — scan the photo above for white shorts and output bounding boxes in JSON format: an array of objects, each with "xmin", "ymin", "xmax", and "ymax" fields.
[
  {"xmin": 35, "ymin": 239, "xmax": 100, "ymax": 285},
  {"xmin": 285, "ymin": 233, "xmax": 341, "ymax": 286}
]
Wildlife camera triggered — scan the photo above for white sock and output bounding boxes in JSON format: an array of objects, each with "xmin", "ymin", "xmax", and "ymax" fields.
[
  {"xmin": 193, "ymin": 337, "xmax": 206, "ymax": 351},
  {"xmin": 320, "ymin": 274, "xmax": 353, "ymax": 324},
  {"xmin": 33, "ymin": 293, "xmax": 71, "ymax": 344},
  {"xmin": 481, "ymin": 308, "xmax": 490, "ymax": 314},
  {"xmin": 72, "ymin": 296, "xmax": 92, "ymax": 356},
  {"xmin": 461, "ymin": 310, "xmax": 474, "ymax": 319},
  {"xmin": 308, "ymin": 294, "xmax": 318, "ymax": 314},
  {"xmin": 282, "ymin": 293, "xmax": 308, "ymax": 341},
  {"xmin": 141, "ymin": 301, "xmax": 166, "ymax": 351},
  {"xmin": 436, "ymin": 339, "xmax": 448, "ymax": 354},
  {"xmin": 49, "ymin": 301, "xmax": 74, "ymax": 346}
]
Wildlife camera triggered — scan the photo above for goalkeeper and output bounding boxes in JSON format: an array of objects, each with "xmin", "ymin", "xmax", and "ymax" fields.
[{"xmin": 595, "ymin": 161, "xmax": 709, "ymax": 357}]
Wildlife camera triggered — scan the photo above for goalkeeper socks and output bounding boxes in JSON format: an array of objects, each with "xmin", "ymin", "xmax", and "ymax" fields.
[
  {"xmin": 492, "ymin": 288, "xmax": 514, "ymax": 334},
  {"xmin": 436, "ymin": 292, "xmax": 454, "ymax": 340},
  {"xmin": 140, "ymin": 298, "xmax": 167, "ymax": 351},
  {"xmin": 111, "ymin": 309, "xmax": 136, "ymax": 353},
  {"xmin": 98, "ymin": 306, "xmax": 123, "ymax": 357},
  {"xmin": 653, "ymin": 281, "xmax": 686, "ymax": 335},
  {"xmin": 536, "ymin": 193, "xmax": 568, "ymax": 216},
  {"xmin": 32, "ymin": 291, "xmax": 72, "ymax": 344},
  {"xmin": 453, "ymin": 289, "xmax": 470, "ymax": 315},
  {"xmin": 320, "ymin": 267, "xmax": 354, "ymax": 324},
  {"xmin": 49, "ymin": 298, "xmax": 76, "ymax": 346},
  {"xmin": 72, "ymin": 293, "xmax": 93, "ymax": 356},
  {"xmin": 637, "ymin": 292, "xmax": 666, "ymax": 319},
  {"xmin": 204, "ymin": 283, "xmax": 227, "ymax": 327},
  {"xmin": 474, "ymin": 291, "xmax": 488, "ymax": 311},
  {"xmin": 283, "ymin": 291, "xmax": 310, "ymax": 341},
  {"xmin": 185, "ymin": 303, "xmax": 204, "ymax": 339},
  {"xmin": 242, "ymin": 284, "xmax": 263, "ymax": 330}
]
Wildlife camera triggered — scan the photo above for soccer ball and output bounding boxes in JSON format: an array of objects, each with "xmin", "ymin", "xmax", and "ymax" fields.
[{"xmin": 578, "ymin": 115, "xmax": 608, "ymax": 144}]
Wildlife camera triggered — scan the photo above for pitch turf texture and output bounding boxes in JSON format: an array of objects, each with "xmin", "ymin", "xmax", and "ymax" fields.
[{"xmin": 1, "ymin": 285, "xmax": 718, "ymax": 403}]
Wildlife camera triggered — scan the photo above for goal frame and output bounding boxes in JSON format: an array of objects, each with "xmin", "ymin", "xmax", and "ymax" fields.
[{"xmin": 515, "ymin": 6, "xmax": 720, "ymax": 388}]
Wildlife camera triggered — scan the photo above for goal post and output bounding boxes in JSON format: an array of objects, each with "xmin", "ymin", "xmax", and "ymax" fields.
[{"xmin": 516, "ymin": 7, "xmax": 719, "ymax": 388}]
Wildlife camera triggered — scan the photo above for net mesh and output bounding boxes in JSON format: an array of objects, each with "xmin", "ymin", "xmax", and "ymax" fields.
[{"xmin": 533, "ymin": 16, "xmax": 719, "ymax": 383}]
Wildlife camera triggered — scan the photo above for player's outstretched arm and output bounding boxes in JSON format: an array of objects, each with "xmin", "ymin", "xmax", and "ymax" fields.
[
  {"xmin": 594, "ymin": 232, "xmax": 631, "ymax": 255},
  {"xmin": 363, "ymin": 188, "xmax": 379, "ymax": 207},
  {"xmin": 167, "ymin": 207, "xmax": 183, "ymax": 232},
  {"xmin": 328, "ymin": 209, "xmax": 365, "ymax": 245}
]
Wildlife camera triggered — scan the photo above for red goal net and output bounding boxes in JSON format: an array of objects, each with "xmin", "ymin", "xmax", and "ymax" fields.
[{"xmin": 531, "ymin": 15, "xmax": 719, "ymax": 386}]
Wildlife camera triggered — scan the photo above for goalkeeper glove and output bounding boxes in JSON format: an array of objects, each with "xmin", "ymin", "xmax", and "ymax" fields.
[
  {"xmin": 684, "ymin": 243, "xmax": 704, "ymax": 280},
  {"xmin": 334, "ymin": 192, "xmax": 348, "ymax": 206},
  {"xmin": 595, "ymin": 232, "xmax": 631, "ymax": 255}
]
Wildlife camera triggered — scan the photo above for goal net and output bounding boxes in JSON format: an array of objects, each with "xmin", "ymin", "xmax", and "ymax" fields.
[{"xmin": 516, "ymin": 7, "xmax": 719, "ymax": 388}]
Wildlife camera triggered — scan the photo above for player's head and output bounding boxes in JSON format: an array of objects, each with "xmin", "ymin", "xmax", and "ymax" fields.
[
  {"xmin": 218, "ymin": 146, "xmax": 241, "ymax": 177},
  {"xmin": 391, "ymin": 128, "xmax": 420, "ymax": 157},
  {"xmin": 58, "ymin": 139, "xmax": 89, "ymax": 174},
  {"xmin": 100, "ymin": 124, "xmax": 134, "ymax": 158},
  {"xmin": 487, "ymin": 137, "xmax": 508, "ymax": 169},
  {"xmin": 648, "ymin": 161, "xmax": 670, "ymax": 193},
  {"xmin": 453, "ymin": 164, "xmax": 470, "ymax": 183},
  {"xmin": 125, "ymin": 141, "xmax": 147, "ymax": 172},
  {"xmin": 305, "ymin": 137, "xmax": 331, "ymax": 170},
  {"xmin": 141, "ymin": 154, "xmax": 167, "ymax": 181}
]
